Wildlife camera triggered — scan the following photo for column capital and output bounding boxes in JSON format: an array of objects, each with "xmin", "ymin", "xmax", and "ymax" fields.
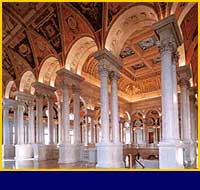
[
  {"xmin": 177, "ymin": 64, "xmax": 192, "ymax": 81},
  {"xmin": 153, "ymin": 15, "xmax": 183, "ymax": 48},
  {"xmin": 72, "ymin": 85, "xmax": 81, "ymax": 94},
  {"xmin": 32, "ymin": 82, "xmax": 56, "ymax": 97},
  {"xmin": 3, "ymin": 98, "xmax": 16, "ymax": 109},
  {"xmin": 178, "ymin": 78, "xmax": 190, "ymax": 89},
  {"xmin": 93, "ymin": 48, "xmax": 123, "ymax": 71},
  {"xmin": 109, "ymin": 71, "xmax": 120, "ymax": 81},
  {"xmin": 172, "ymin": 51, "xmax": 180, "ymax": 65},
  {"xmin": 56, "ymin": 68, "xmax": 84, "ymax": 88},
  {"xmin": 158, "ymin": 40, "xmax": 177, "ymax": 55},
  {"xmin": 97, "ymin": 64, "xmax": 109, "ymax": 77},
  {"xmin": 189, "ymin": 86, "xmax": 198, "ymax": 100}
]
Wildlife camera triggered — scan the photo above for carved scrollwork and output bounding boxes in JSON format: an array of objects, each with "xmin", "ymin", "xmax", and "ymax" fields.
[{"xmin": 158, "ymin": 40, "xmax": 176, "ymax": 55}]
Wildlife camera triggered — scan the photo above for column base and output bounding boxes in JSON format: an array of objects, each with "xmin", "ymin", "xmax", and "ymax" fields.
[
  {"xmin": 88, "ymin": 147, "xmax": 97, "ymax": 163},
  {"xmin": 2, "ymin": 145, "xmax": 15, "ymax": 159},
  {"xmin": 15, "ymin": 144, "xmax": 34, "ymax": 160},
  {"xmin": 183, "ymin": 140, "xmax": 196, "ymax": 168},
  {"xmin": 34, "ymin": 144, "xmax": 58, "ymax": 161},
  {"xmin": 158, "ymin": 140, "xmax": 184, "ymax": 169},
  {"xmin": 58, "ymin": 144, "xmax": 80, "ymax": 163},
  {"xmin": 96, "ymin": 142, "xmax": 124, "ymax": 168}
]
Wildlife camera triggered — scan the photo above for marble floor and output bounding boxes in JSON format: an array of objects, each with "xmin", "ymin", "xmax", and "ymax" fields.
[{"xmin": 2, "ymin": 159, "xmax": 96, "ymax": 170}]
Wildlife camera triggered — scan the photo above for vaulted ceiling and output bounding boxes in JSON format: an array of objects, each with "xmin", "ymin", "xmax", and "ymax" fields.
[{"xmin": 2, "ymin": 2, "xmax": 198, "ymax": 103}]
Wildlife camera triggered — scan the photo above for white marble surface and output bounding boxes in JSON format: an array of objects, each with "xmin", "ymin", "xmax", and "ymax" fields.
[
  {"xmin": 158, "ymin": 141, "xmax": 184, "ymax": 168},
  {"xmin": 96, "ymin": 142, "xmax": 124, "ymax": 168},
  {"xmin": 34, "ymin": 144, "xmax": 58, "ymax": 161},
  {"xmin": 59, "ymin": 144, "xmax": 80, "ymax": 163},
  {"xmin": 2, "ymin": 145, "xmax": 15, "ymax": 159},
  {"xmin": 15, "ymin": 144, "xmax": 34, "ymax": 160}
]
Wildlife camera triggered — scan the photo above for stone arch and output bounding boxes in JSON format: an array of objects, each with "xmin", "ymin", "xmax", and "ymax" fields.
[
  {"xmin": 65, "ymin": 36, "xmax": 98, "ymax": 75},
  {"xmin": 105, "ymin": 5, "xmax": 158, "ymax": 57},
  {"xmin": 131, "ymin": 112, "xmax": 144, "ymax": 128},
  {"xmin": 171, "ymin": 3, "xmax": 196, "ymax": 66},
  {"xmin": 5, "ymin": 81, "xmax": 14, "ymax": 98},
  {"xmin": 19, "ymin": 71, "xmax": 36, "ymax": 95},
  {"xmin": 145, "ymin": 109, "xmax": 160, "ymax": 127},
  {"xmin": 5, "ymin": 81, "xmax": 17, "ymax": 99},
  {"xmin": 38, "ymin": 56, "xmax": 60, "ymax": 87}
]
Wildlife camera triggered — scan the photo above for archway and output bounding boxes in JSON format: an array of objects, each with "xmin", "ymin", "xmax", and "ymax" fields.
[
  {"xmin": 19, "ymin": 71, "xmax": 36, "ymax": 95},
  {"xmin": 38, "ymin": 56, "xmax": 60, "ymax": 87},
  {"xmin": 65, "ymin": 36, "xmax": 98, "ymax": 75},
  {"xmin": 5, "ymin": 81, "xmax": 17, "ymax": 99},
  {"xmin": 105, "ymin": 5, "xmax": 158, "ymax": 57},
  {"xmin": 145, "ymin": 110, "xmax": 161, "ymax": 144}
]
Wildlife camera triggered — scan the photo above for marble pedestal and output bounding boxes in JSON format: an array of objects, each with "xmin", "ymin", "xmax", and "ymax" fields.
[
  {"xmin": 59, "ymin": 144, "xmax": 80, "ymax": 163},
  {"xmin": 2, "ymin": 145, "xmax": 15, "ymax": 159},
  {"xmin": 15, "ymin": 144, "xmax": 34, "ymax": 160},
  {"xmin": 34, "ymin": 144, "xmax": 58, "ymax": 161},
  {"xmin": 159, "ymin": 141, "xmax": 184, "ymax": 168},
  {"xmin": 96, "ymin": 142, "xmax": 124, "ymax": 168},
  {"xmin": 183, "ymin": 140, "xmax": 196, "ymax": 167},
  {"xmin": 88, "ymin": 148, "xmax": 97, "ymax": 163}
]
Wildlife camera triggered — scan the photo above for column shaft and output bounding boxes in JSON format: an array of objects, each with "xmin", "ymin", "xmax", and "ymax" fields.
[
  {"xmin": 14, "ymin": 108, "xmax": 18, "ymax": 144},
  {"xmin": 171, "ymin": 53, "xmax": 179, "ymax": 139},
  {"xmin": 17, "ymin": 103, "xmax": 25, "ymax": 144},
  {"xmin": 3, "ymin": 107, "xmax": 10, "ymax": 145},
  {"xmin": 160, "ymin": 44, "xmax": 176, "ymax": 141},
  {"xmin": 28, "ymin": 103, "xmax": 35, "ymax": 144},
  {"xmin": 62, "ymin": 85, "xmax": 70, "ymax": 144},
  {"xmin": 57, "ymin": 96, "xmax": 63, "ymax": 144},
  {"xmin": 47, "ymin": 96, "xmax": 54, "ymax": 144},
  {"xmin": 110, "ymin": 71, "xmax": 120, "ymax": 143},
  {"xmin": 180, "ymin": 81, "xmax": 190, "ymax": 140},
  {"xmin": 98, "ymin": 66, "xmax": 110, "ymax": 143},
  {"xmin": 73, "ymin": 87, "xmax": 80, "ymax": 145},
  {"xmin": 36, "ymin": 94, "xmax": 43, "ymax": 144}
]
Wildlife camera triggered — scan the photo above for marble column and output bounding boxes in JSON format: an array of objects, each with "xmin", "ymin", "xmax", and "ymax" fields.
[
  {"xmin": 72, "ymin": 86, "xmax": 81, "ymax": 145},
  {"xmin": 98, "ymin": 65, "xmax": 110, "ymax": 143},
  {"xmin": 189, "ymin": 87, "xmax": 198, "ymax": 143},
  {"xmin": 57, "ymin": 68, "xmax": 84, "ymax": 163},
  {"xmin": 110, "ymin": 71, "xmax": 120, "ymax": 143},
  {"xmin": 171, "ymin": 51, "xmax": 180, "ymax": 139},
  {"xmin": 84, "ymin": 124, "xmax": 88, "ymax": 146},
  {"xmin": 35, "ymin": 93, "xmax": 44, "ymax": 144},
  {"xmin": 17, "ymin": 101, "xmax": 25, "ymax": 145},
  {"xmin": 14, "ymin": 107, "xmax": 18, "ymax": 145},
  {"xmin": 56, "ymin": 90, "xmax": 63, "ymax": 144},
  {"xmin": 3, "ymin": 105, "xmax": 10, "ymax": 145},
  {"xmin": 153, "ymin": 15, "xmax": 184, "ymax": 168},
  {"xmin": 2, "ymin": 98, "xmax": 16, "ymax": 159},
  {"xmin": 178, "ymin": 64, "xmax": 194, "ymax": 167},
  {"xmin": 62, "ymin": 85, "xmax": 70, "ymax": 144},
  {"xmin": 28, "ymin": 101, "xmax": 35, "ymax": 144},
  {"xmin": 94, "ymin": 49, "xmax": 124, "ymax": 168},
  {"xmin": 32, "ymin": 82, "xmax": 57, "ymax": 161},
  {"xmin": 91, "ymin": 119, "xmax": 95, "ymax": 144},
  {"xmin": 47, "ymin": 95, "xmax": 54, "ymax": 145},
  {"xmin": 189, "ymin": 87, "xmax": 198, "ymax": 167},
  {"xmin": 14, "ymin": 92, "xmax": 35, "ymax": 160}
]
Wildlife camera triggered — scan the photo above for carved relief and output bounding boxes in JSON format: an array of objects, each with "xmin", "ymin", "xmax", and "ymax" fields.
[
  {"xmin": 70, "ymin": 2, "xmax": 102, "ymax": 31},
  {"xmin": 2, "ymin": 13, "xmax": 17, "ymax": 40},
  {"xmin": 2, "ymin": 52, "xmax": 16, "ymax": 80},
  {"xmin": 27, "ymin": 30, "xmax": 56, "ymax": 65},
  {"xmin": 11, "ymin": 31, "xmax": 35, "ymax": 68},
  {"xmin": 62, "ymin": 4, "xmax": 94, "ymax": 55},
  {"xmin": 34, "ymin": 5, "xmax": 62, "ymax": 54}
]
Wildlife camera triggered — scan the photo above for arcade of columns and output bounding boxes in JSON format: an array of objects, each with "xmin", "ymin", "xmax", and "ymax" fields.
[{"xmin": 2, "ymin": 15, "xmax": 198, "ymax": 168}]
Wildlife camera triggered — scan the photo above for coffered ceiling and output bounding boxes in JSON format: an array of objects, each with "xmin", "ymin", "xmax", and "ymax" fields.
[{"xmin": 2, "ymin": 2, "xmax": 198, "ymax": 103}]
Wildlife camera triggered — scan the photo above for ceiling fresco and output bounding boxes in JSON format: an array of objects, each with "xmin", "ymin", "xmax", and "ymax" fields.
[{"xmin": 2, "ymin": 2, "xmax": 198, "ymax": 102}]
